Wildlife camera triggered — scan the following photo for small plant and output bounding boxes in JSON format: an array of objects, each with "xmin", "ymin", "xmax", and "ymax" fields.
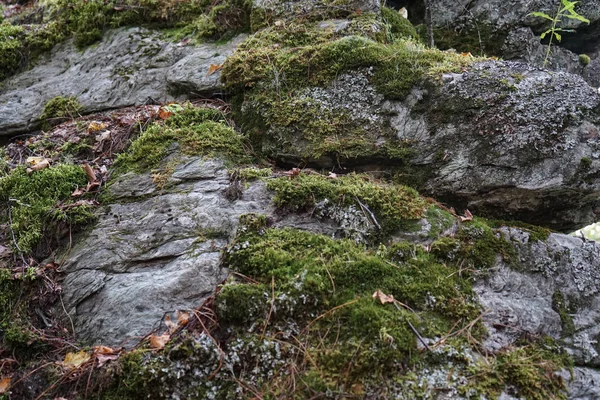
[{"xmin": 530, "ymin": 0, "xmax": 589, "ymax": 67}]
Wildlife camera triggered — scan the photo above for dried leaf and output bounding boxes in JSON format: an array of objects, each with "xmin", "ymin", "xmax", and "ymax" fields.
[
  {"xmin": 71, "ymin": 187, "xmax": 86, "ymax": 198},
  {"xmin": 177, "ymin": 38, "xmax": 192, "ymax": 47},
  {"xmin": 327, "ymin": 172, "xmax": 338, "ymax": 179},
  {"xmin": 95, "ymin": 131, "xmax": 111, "ymax": 142},
  {"xmin": 158, "ymin": 107, "xmax": 173, "ymax": 120},
  {"xmin": 149, "ymin": 334, "xmax": 170, "ymax": 349},
  {"xmin": 26, "ymin": 157, "xmax": 50, "ymax": 173},
  {"xmin": 372, "ymin": 289, "xmax": 395, "ymax": 304},
  {"xmin": 83, "ymin": 163, "xmax": 97, "ymax": 183},
  {"xmin": 206, "ymin": 63, "xmax": 223, "ymax": 77},
  {"xmin": 0, "ymin": 377, "xmax": 11, "ymax": 394},
  {"xmin": 461, "ymin": 52, "xmax": 473, "ymax": 58},
  {"xmin": 177, "ymin": 310, "xmax": 191, "ymax": 327},
  {"xmin": 93, "ymin": 345, "xmax": 118, "ymax": 355},
  {"xmin": 61, "ymin": 351, "xmax": 91, "ymax": 370},
  {"xmin": 165, "ymin": 315, "xmax": 177, "ymax": 334},
  {"xmin": 88, "ymin": 121, "xmax": 107, "ymax": 133},
  {"xmin": 96, "ymin": 354, "xmax": 119, "ymax": 368},
  {"xmin": 460, "ymin": 209, "xmax": 474, "ymax": 222}
]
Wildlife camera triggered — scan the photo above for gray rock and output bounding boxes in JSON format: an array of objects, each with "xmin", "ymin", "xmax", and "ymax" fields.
[
  {"xmin": 563, "ymin": 367, "xmax": 600, "ymax": 400},
  {"xmin": 0, "ymin": 28, "xmax": 244, "ymax": 136},
  {"xmin": 475, "ymin": 229, "xmax": 600, "ymax": 366},
  {"xmin": 257, "ymin": 62, "xmax": 600, "ymax": 230},
  {"xmin": 58, "ymin": 156, "xmax": 355, "ymax": 347}
]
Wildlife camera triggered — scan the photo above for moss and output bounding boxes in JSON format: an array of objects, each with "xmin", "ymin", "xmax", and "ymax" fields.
[
  {"xmin": 115, "ymin": 105, "xmax": 252, "ymax": 173},
  {"xmin": 464, "ymin": 339, "xmax": 571, "ymax": 400},
  {"xmin": 266, "ymin": 173, "xmax": 427, "ymax": 235},
  {"xmin": 381, "ymin": 6, "xmax": 419, "ymax": 42},
  {"xmin": 235, "ymin": 166, "xmax": 273, "ymax": 181},
  {"xmin": 431, "ymin": 218, "xmax": 516, "ymax": 270},
  {"xmin": 488, "ymin": 219, "xmax": 552, "ymax": 242},
  {"xmin": 39, "ymin": 96, "xmax": 83, "ymax": 130},
  {"xmin": 0, "ymin": 0, "xmax": 252, "ymax": 81},
  {"xmin": 223, "ymin": 35, "xmax": 476, "ymax": 100},
  {"xmin": 552, "ymin": 291, "xmax": 576, "ymax": 337},
  {"xmin": 0, "ymin": 164, "xmax": 93, "ymax": 253},
  {"xmin": 579, "ymin": 54, "xmax": 591, "ymax": 66},
  {"xmin": 0, "ymin": 22, "xmax": 24, "ymax": 80}
]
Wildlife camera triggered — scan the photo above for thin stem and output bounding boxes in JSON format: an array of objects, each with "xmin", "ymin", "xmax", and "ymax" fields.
[{"xmin": 544, "ymin": 2, "xmax": 564, "ymax": 67}]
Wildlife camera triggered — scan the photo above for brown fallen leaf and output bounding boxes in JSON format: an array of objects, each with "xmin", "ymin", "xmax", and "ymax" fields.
[
  {"xmin": 177, "ymin": 310, "xmax": 191, "ymax": 327},
  {"xmin": 60, "ymin": 351, "xmax": 91, "ymax": 370},
  {"xmin": 206, "ymin": 63, "xmax": 223, "ymax": 77},
  {"xmin": 26, "ymin": 157, "xmax": 50, "ymax": 173},
  {"xmin": 327, "ymin": 172, "xmax": 337, "ymax": 179},
  {"xmin": 158, "ymin": 107, "xmax": 173, "ymax": 120},
  {"xmin": 282, "ymin": 168, "xmax": 301, "ymax": 177},
  {"xmin": 460, "ymin": 209, "xmax": 474, "ymax": 222},
  {"xmin": 83, "ymin": 163, "xmax": 97, "ymax": 183},
  {"xmin": 0, "ymin": 376, "xmax": 11, "ymax": 394},
  {"xmin": 149, "ymin": 333, "xmax": 170, "ymax": 349},
  {"xmin": 96, "ymin": 353, "xmax": 119, "ymax": 368},
  {"xmin": 88, "ymin": 121, "xmax": 107, "ymax": 133},
  {"xmin": 372, "ymin": 289, "xmax": 395, "ymax": 304}
]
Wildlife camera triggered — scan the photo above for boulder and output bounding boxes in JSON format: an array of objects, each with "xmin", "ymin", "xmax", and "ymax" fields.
[{"xmin": 0, "ymin": 28, "xmax": 245, "ymax": 136}]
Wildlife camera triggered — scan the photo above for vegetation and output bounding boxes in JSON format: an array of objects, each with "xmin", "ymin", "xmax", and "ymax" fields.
[
  {"xmin": 0, "ymin": 164, "xmax": 94, "ymax": 254},
  {"xmin": 115, "ymin": 105, "xmax": 252, "ymax": 173},
  {"xmin": 0, "ymin": 0, "xmax": 253, "ymax": 80},
  {"xmin": 39, "ymin": 96, "xmax": 83, "ymax": 130},
  {"xmin": 530, "ymin": 0, "xmax": 590, "ymax": 66}
]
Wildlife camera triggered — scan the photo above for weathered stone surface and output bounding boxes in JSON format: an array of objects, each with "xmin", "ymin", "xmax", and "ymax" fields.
[
  {"xmin": 476, "ymin": 229, "xmax": 600, "ymax": 366},
  {"xmin": 0, "ymin": 28, "xmax": 244, "ymax": 136},
  {"xmin": 563, "ymin": 367, "xmax": 600, "ymax": 399},
  {"xmin": 253, "ymin": 0, "xmax": 380, "ymax": 19},
  {"xmin": 259, "ymin": 61, "xmax": 600, "ymax": 230},
  {"xmin": 58, "ymin": 157, "xmax": 349, "ymax": 347}
]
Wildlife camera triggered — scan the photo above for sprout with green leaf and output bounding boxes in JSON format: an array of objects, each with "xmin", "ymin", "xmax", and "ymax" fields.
[{"xmin": 530, "ymin": 0, "xmax": 589, "ymax": 67}]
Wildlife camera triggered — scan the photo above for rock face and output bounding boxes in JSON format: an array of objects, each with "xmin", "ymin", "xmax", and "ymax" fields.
[
  {"xmin": 0, "ymin": 28, "xmax": 245, "ymax": 136},
  {"xmin": 59, "ymin": 158, "xmax": 271, "ymax": 346},
  {"xmin": 477, "ymin": 229, "xmax": 600, "ymax": 365},
  {"xmin": 408, "ymin": 0, "xmax": 600, "ymax": 85},
  {"xmin": 256, "ymin": 60, "xmax": 600, "ymax": 231}
]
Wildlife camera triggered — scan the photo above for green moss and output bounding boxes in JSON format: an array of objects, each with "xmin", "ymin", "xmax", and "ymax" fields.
[
  {"xmin": 431, "ymin": 218, "xmax": 516, "ymax": 270},
  {"xmin": 115, "ymin": 105, "xmax": 252, "ymax": 173},
  {"xmin": 0, "ymin": 164, "xmax": 93, "ymax": 253},
  {"xmin": 235, "ymin": 167, "xmax": 273, "ymax": 181},
  {"xmin": 266, "ymin": 173, "xmax": 427, "ymax": 235},
  {"xmin": 0, "ymin": 22, "xmax": 24, "ymax": 80},
  {"xmin": 39, "ymin": 96, "xmax": 83, "ymax": 130},
  {"xmin": 579, "ymin": 54, "xmax": 591, "ymax": 66},
  {"xmin": 464, "ymin": 339, "xmax": 571, "ymax": 400},
  {"xmin": 552, "ymin": 291, "xmax": 576, "ymax": 337},
  {"xmin": 381, "ymin": 7, "xmax": 419, "ymax": 42},
  {"xmin": 223, "ymin": 35, "xmax": 476, "ymax": 100},
  {"xmin": 488, "ymin": 219, "xmax": 552, "ymax": 242}
]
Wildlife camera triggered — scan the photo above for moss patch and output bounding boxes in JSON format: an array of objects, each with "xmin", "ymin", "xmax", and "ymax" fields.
[
  {"xmin": 463, "ymin": 339, "xmax": 571, "ymax": 400},
  {"xmin": 0, "ymin": 164, "xmax": 94, "ymax": 254},
  {"xmin": 39, "ymin": 96, "xmax": 83, "ymax": 130},
  {"xmin": 267, "ymin": 173, "xmax": 427, "ymax": 235},
  {"xmin": 115, "ymin": 105, "xmax": 252, "ymax": 173}
]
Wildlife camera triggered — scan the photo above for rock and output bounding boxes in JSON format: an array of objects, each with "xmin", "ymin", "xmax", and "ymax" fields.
[
  {"xmin": 0, "ymin": 28, "xmax": 244, "ymax": 136},
  {"xmin": 253, "ymin": 0, "xmax": 380, "ymax": 21},
  {"xmin": 475, "ymin": 228, "xmax": 600, "ymax": 366},
  {"xmin": 564, "ymin": 367, "xmax": 600, "ymax": 400},
  {"xmin": 256, "ymin": 61, "xmax": 600, "ymax": 231}
]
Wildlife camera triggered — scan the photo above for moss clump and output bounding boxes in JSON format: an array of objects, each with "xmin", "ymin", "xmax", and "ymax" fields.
[
  {"xmin": 381, "ymin": 6, "xmax": 419, "ymax": 42},
  {"xmin": 0, "ymin": 22, "xmax": 24, "ymax": 80},
  {"xmin": 464, "ymin": 340, "xmax": 571, "ymax": 400},
  {"xmin": 115, "ymin": 105, "xmax": 252, "ymax": 173},
  {"xmin": 488, "ymin": 219, "xmax": 552, "ymax": 242},
  {"xmin": 579, "ymin": 54, "xmax": 591, "ymax": 66},
  {"xmin": 39, "ymin": 96, "xmax": 83, "ymax": 130},
  {"xmin": 223, "ymin": 35, "xmax": 476, "ymax": 100},
  {"xmin": 552, "ymin": 291, "xmax": 576, "ymax": 337},
  {"xmin": 0, "ymin": 164, "xmax": 93, "ymax": 253},
  {"xmin": 213, "ymin": 227, "xmax": 482, "ymax": 394},
  {"xmin": 266, "ymin": 173, "xmax": 427, "ymax": 235},
  {"xmin": 431, "ymin": 218, "xmax": 516, "ymax": 270}
]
